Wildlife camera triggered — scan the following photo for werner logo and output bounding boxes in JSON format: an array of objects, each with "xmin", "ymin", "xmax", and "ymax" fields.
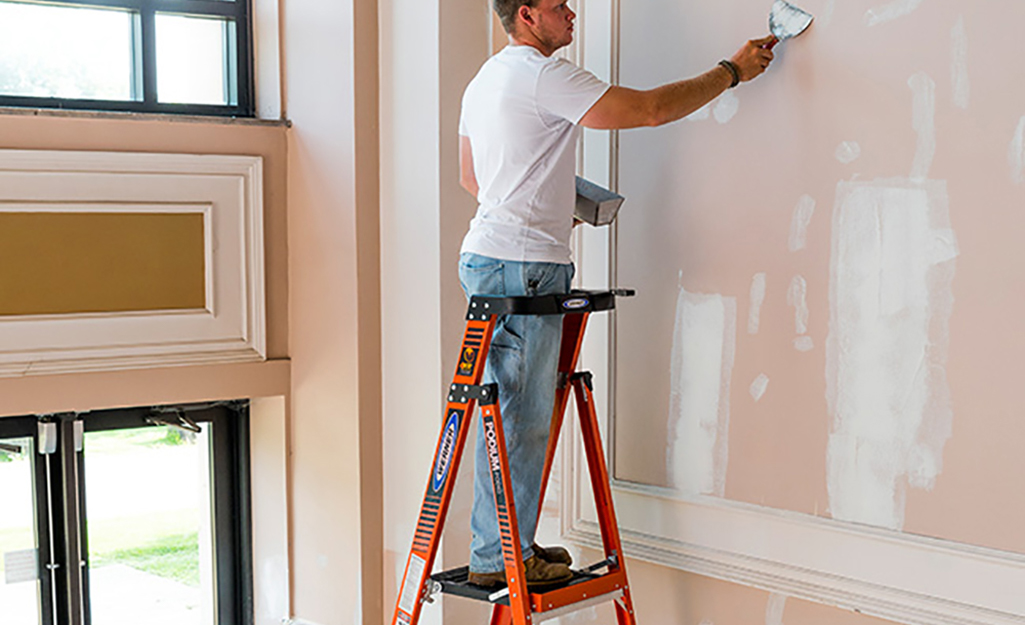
[
  {"xmin": 562, "ymin": 297, "xmax": 590, "ymax": 310},
  {"xmin": 484, "ymin": 419, "xmax": 501, "ymax": 473},
  {"xmin": 432, "ymin": 413, "xmax": 459, "ymax": 492}
]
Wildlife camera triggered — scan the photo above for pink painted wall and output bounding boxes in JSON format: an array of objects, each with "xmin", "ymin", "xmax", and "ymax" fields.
[{"xmin": 611, "ymin": 0, "xmax": 1025, "ymax": 557}]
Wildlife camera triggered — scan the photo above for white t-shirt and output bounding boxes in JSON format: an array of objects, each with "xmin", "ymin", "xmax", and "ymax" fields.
[{"xmin": 459, "ymin": 45, "xmax": 610, "ymax": 264}]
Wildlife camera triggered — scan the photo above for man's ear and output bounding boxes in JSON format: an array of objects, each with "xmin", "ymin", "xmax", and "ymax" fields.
[{"xmin": 518, "ymin": 4, "xmax": 535, "ymax": 26}]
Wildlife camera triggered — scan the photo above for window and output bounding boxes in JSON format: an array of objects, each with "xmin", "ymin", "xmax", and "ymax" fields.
[
  {"xmin": 0, "ymin": 402, "xmax": 252, "ymax": 625},
  {"xmin": 0, "ymin": 0, "xmax": 253, "ymax": 116}
]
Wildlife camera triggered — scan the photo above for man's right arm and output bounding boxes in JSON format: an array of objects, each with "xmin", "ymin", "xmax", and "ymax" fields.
[
  {"xmin": 459, "ymin": 135, "xmax": 479, "ymax": 198},
  {"xmin": 580, "ymin": 36, "xmax": 775, "ymax": 130}
]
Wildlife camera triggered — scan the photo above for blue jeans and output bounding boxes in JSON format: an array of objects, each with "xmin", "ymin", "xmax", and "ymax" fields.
[{"xmin": 459, "ymin": 252, "xmax": 574, "ymax": 573}]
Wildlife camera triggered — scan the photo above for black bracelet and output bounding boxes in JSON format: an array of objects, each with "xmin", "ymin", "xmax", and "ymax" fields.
[{"xmin": 718, "ymin": 60, "xmax": 740, "ymax": 88}]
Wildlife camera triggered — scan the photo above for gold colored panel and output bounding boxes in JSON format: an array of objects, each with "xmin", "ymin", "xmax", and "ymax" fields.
[{"xmin": 0, "ymin": 211, "xmax": 206, "ymax": 316}]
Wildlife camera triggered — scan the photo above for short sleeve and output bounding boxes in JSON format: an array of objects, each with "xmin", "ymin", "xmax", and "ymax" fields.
[
  {"xmin": 536, "ymin": 58, "xmax": 611, "ymax": 125},
  {"xmin": 458, "ymin": 104, "xmax": 468, "ymax": 136}
]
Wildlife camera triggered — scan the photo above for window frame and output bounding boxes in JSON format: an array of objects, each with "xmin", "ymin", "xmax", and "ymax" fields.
[{"xmin": 0, "ymin": 0, "xmax": 254, "ymax": 117}]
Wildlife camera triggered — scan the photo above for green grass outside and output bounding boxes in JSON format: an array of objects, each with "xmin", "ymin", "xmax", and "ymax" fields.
[
  {"xmin": 2, "ymin": 423, "xmax": 202, "ymax": 587},
  {"xmin": 1, "ymin": 511, "xmax": 202, "ymax": 587},
  {"xmin": 90, "ymin": 532, "xmax": 200, "ymax": 587}
]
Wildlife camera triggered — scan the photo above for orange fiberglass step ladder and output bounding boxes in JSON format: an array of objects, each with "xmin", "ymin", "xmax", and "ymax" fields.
[{"xmin": 391, "ymin": 288, "xmax": 639, "ymax": 625}]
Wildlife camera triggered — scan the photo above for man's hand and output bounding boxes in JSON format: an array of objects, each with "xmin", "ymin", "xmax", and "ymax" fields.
[{"xmin": 730, "ymin": 36, "xmax": 775, "ymax": 82}]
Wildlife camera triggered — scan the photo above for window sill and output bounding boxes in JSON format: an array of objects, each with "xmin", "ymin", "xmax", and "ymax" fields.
[{"xmin": 0, "ymin": 106, "xmax": 292, "ymax": 128}]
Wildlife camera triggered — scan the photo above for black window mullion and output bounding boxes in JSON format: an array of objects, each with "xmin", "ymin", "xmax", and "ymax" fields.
[{"xmin": 139, "ymin": 3, "xmax": 158, "ymax": 106}]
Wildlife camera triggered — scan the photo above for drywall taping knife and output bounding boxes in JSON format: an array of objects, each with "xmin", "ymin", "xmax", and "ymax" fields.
[{"xmin": 765, "ymin": 0, "xmax": 813, "ymax": 49}]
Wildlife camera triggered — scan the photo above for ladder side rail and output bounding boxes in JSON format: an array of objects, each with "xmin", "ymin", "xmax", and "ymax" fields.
[
  {"xmin": 571, "ymin": 375, "xmax": 639, "ymax": 625},
  {"xmin": 536, "ymin": 312, "xmax": 590, "ymax": 514},
  {"xmin": 489, "ymin": 605, "xmax": 513, "ymax": 625},
  {"xmin": 479, "ymin": 397, "xmax": 534, "ymax": 625},
  {"xmin": 391, "ymin": 316, "xmax": 498, "ymax": 625}
]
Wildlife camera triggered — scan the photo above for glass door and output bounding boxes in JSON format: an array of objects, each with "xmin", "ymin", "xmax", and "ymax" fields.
[
  {"xmin": 0, "ymin": 429, "xmax": 44, "ymax": 625},
  {"xmin": 82, "ymin": 422, "xmax": 216, "ymax": 625}
]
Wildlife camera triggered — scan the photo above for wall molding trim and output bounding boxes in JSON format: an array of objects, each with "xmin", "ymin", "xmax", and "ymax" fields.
[
  {"xmin": 0, "ymin": 150, "xmax": 266, "ymax": 376},
  {"xmin": 560, "ymin": 417, "xmax": 1025, "ymax": 625}
]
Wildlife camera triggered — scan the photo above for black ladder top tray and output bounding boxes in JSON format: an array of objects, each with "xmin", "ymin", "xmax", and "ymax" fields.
[{"xmin": 467, "ymin": 288, "xmax": 635, "ymax": 319}]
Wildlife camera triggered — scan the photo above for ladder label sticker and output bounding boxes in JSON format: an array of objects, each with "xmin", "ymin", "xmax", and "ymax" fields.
[
  {"xmin": 458, "ymin": 346, "xmax": 478, "ymax": 376},
  {"xmin": 562, "ymin": 297, "xmax": 590, "ymax": 310},
  {"xmin": 483, "ymin": 416, "xmax": 506, "ymax": 505},
  {"xmin": 431, "ymin": 411, "xmax": 461, "ymax": 493},
  {"xmin": 398, "ymin": 554, "xmax": 426, "ymax": 616}
]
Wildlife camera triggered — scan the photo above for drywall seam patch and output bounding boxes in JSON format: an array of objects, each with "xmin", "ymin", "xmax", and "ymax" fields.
[
  {"xmin": 1010, "ymin": 116, "xmax": 1025, "ymax": 184},
  {"xmin": 748, "ymin": 272, "xmax": 767, "ymax": 334},
  {"xmin": 951, "ymin": 16, "xmax": 969, "ymax": 109},
  {"xmin": 666, "ymin": 287, "xmax": 736, "ymax": 497},
  {"xmin": 787, "ymin": 275, "xmax": 809, "ymax": 335},
  {"xmin": 789, "ymin": 195, "xmax": 816, "ymax": 251},
  {"xmin": 714, "ymin": 91, "xmax": 740, "ymax": 124},
  {"xmin": 794, "ymin": 335, "xmax": 814, "ymax": 352},
  {"xmin": 909, "ymin": 72, "xmax": 936, "ymax": 181},
  {"xmin": 766, "ymin": 593, "xmax": 787, "ymax": 625},
  {"xmin": 825, "ymin": 178, "xmax": 957, "ymax": 530},
  {"xmin": 750, "ymin": 374, "xmax": 770, "ymax": 402},
  {"xmin": 835, "ymin": 141, "xmax": 862, "ymax": 164},
  {"xmin": 821, "ymin": 0, "xmax": 836, "ymax": 27},
  {"xmin": 865, "ymin": 0, "xmax": 924, "ymax": 26},
  {"xmin": 688, "ymin": 102, "xmax": 712, "ymax": 121}
]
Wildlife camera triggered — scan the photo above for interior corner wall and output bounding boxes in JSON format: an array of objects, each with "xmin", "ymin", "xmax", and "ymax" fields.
[
  {"xmin": 283, "ymin": 0, "xmax": 382, "ymax": 622},
  {"xmin": 379, "ymin": 0, "xmax": 488, "ymax": 623}
]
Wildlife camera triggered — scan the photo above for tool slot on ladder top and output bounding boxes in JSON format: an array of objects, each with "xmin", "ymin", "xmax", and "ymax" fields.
[{"xmin": 467, "ymin": 289, "xmax": 635, "ymax": 319}]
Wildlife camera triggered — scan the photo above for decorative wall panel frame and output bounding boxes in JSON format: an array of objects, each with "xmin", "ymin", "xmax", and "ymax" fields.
[
  {"xmin": 563, "ymin": 1, "xmax": 1025, "ymax": 623},
  {"xmin": 0, "ymin": 150, "xmax": 266, "ymax": 376}
]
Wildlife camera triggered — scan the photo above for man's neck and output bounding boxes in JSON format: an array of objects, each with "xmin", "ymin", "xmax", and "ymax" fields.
[{"xmin": 508, "ymin": 33, "xmax": 554, "ymax": 57}]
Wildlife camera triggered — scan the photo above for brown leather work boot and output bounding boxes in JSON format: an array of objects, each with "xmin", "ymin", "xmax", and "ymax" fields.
[
  {"xmin": 467, "ymin": 555, "xmax": 573, "ymax": 590},
  {"xmin": 531, "ymin": 543, "xmax": 573, "ymax": 566}
]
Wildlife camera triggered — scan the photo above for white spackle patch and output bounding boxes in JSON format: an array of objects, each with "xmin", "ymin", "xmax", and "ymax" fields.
[
  {"xmin": 865, "ymin": 0, "xmax": 925, "ymax": 26},
  {"xmin": 766, "ymin": 593, "xmax": 788, "ymax": 625},
  {"xmin": 750, "ymin": 374, "xmax": 770, "ymax": 402},
  {"xmin": 909, "ymin": 72, "xmax": 936, "ymax": 181},
  {"xmin": 821, "ymin": 0, "xmax": 836, "ymax": 27},
  {"xmin": 794, "ymin": 336, "xmax": 815, "ymax": 352},
  {"xmin": 748, "ymin": 272, "xmax": 767, "ymax": 334},
  {"xmin": 835, "ymin": 141, "xmax": 862, "ymax": 164},
  {"xmin": 788, "ymin": 195, "xmax": 816, "ymax": 251},
  {"xmin": 826, "ymin": 179, "xmax": 958, "ymax": 530},
  {"xmin": 714, "ymin": 91, "xmax": 740, "ymax": 124},
  {"xmin": 1010, "ymin": 116, "xmax": 1025, "ymax": 184},
  {"xmin": 951, "ymin": 16, "xmax": 969, "ymax": 109},
  {"xmin": 666, "ymin": 287, "xmax": 736, "ymax": 497},
  {"xmin": 787, "ymin": 275, "xmax": 809, "ymax": 334},
  {"xmin": 688, "ymin": 102, "xmax": 712, "ymax": 121}
]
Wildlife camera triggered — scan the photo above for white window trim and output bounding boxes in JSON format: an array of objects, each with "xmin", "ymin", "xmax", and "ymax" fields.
[{"xmin": 0, "ymin": 149, "xmax": 266, "ymax": 376}]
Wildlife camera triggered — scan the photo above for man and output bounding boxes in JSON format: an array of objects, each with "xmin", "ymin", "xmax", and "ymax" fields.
[{"xmin": 458, "ymin": 0, "xmax": 774, "ymax": 589}]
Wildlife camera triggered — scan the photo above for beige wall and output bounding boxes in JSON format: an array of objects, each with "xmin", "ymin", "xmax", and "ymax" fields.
[{"xmin": 282, "ymin": 0, "xmax": 382, "ymax": 622}]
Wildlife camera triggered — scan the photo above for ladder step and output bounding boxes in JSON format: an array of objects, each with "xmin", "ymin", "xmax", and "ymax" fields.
[{"xmin": 428, "ymin": 565, "xmax": 626, "ymax": 613}]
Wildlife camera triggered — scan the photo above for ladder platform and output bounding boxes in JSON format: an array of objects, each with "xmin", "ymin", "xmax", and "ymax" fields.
[{"xmin": 429, "ymin": 565, "xmax": 629, "ymax": 614}]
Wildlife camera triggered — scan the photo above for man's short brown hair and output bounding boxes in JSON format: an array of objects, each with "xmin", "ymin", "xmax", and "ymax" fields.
[{"xmin": 494, "ymin": 0, "xmax": 538, "ymax": 34}]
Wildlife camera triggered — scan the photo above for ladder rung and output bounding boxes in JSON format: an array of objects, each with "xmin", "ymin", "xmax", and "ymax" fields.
[{"xmin": 533, "ymin": 589, "xmax": 624, "ymax": 623}]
